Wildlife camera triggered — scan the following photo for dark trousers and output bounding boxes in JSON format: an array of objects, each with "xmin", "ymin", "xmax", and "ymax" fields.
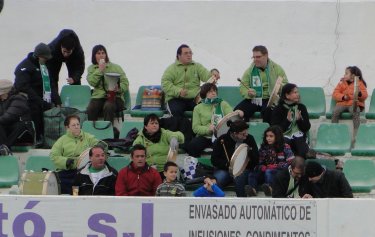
[
  {"xmin": 185, "ymin": 136, "xmax": 212, "ymax": 157},
  {"xmin": 166, "ymin": 98, "xmax": 196, "ymax": 117},
  {"xmin": 56, "ymin": 169, "xmax": 77, "ymax": 195},
  {"xmin": 0, "ymin": 121, "xmax": 34, "ymax": 147},
  {"xmin": 87, "ymin": 98, "xmax": 125, "ymax": 124},
  {"xmin": 234, "ymin": 98, "xmax": 273, "ymax": 123},
  {"xmin": 284, "ymin": 136, "xmax": 309, "ymax": 158}
]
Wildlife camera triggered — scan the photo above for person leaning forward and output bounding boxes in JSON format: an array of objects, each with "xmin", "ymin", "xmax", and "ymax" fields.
[
  {"xmin": 235, "ymin": 45, "xmax": 288, "ymax": 123},
  {"xmin": 161, "ymin": 44, "xmax": 220, "ymax": 117}
]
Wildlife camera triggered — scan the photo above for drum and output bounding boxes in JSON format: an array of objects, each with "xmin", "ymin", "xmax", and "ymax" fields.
[
  {"xmin": 194, "ymin": 76, "xmax": 217, "ymax": 104},
  {"xmin": 19, "ymin": 171, "xmax": 60, "ymax": 195},
  {"xmin": 214, "ymin": 111, "xmax": 242, "ymax": 138},
  {"xmin": 266, "ymin": 76, "xmax": 283, "ymax": 107},
  {"xmin": 77, "ymin": 148, "xmax": 91, "ymax": 170},
  {"xmin": 167, "ymin": 147, "xmax": 178, "ymax": 162},
  {"xmin": 229, "ymin": 144, "xmax": 249, "ymax": 177},
  {"xmin": 105, "ymin": 72, "xmax": 120, "ymax": 102}
]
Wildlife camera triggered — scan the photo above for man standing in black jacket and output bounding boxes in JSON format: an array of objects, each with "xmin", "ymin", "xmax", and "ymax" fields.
[
  {"xmin": 47, "ymin": 29, "xmax": 85, "ymax": 105},
  {"xmin": 14, "ymin": 42, "xmax": 54, "ymax": 143}
]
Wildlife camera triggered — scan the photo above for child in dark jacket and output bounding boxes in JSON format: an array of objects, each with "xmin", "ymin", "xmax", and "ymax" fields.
[{"xmin": 247, "ymin": 126, "xmax": 294, "ymax": 197}]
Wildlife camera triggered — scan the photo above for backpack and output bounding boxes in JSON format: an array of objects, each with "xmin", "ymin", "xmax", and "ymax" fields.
[
  {"xmin": 43, "ymin": 107, "xmax": 87, "ymax": 148},
  {"xmin": 141, "ymin": 86, "xmax": 164, "ymax": 110}
]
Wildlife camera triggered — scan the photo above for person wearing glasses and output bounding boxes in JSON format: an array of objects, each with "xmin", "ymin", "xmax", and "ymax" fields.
[
  {"xmin": 235, "ymin": 45, "xmax": 288, "ymax": 123},
  {"xmin": 272, "ymin": 157, "xmax": 308, "ymax": 198},
  {"xmin": 161, "ymin": 44, "xmax": 220, "ymax": 117}
]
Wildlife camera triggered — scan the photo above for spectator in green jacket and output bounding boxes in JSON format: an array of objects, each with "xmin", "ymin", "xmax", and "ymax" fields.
[
  {"xmin": 161, "ymin": 44, "xmax": 220, "ymax": 117},
  {"xmin": 186, "ymin": 83, "xmax": 243, "ymax": 157},
  {"xmin": 50, "ymin": 114, "xmax": 104, "ymax": 194},
  {"xmin": 133, "ymin": 113, "xmax": 184, "ymax": 174},
  {"xmin": 86, "ymin": 44, "xmax": 129, "ymax": 129},
  {"xmin": 235, "ymin": 45, "xmax": 288, "ymax": 123}
]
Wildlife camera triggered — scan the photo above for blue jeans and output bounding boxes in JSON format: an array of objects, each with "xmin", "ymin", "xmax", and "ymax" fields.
[
  {"xmin": 248, "ymin": 169, "xmax": 278, "ymax": 189},
  {"xmin": 214, "ymin": 169, "xmax": 250, "ymax": 197}
]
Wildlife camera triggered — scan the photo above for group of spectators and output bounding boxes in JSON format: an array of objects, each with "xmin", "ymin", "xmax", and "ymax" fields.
[{"xmin": 1, "ymin": 28, "xmax": 363, "ymax": 199}]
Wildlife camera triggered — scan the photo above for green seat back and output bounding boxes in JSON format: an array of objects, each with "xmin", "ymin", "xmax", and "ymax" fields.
[
  {"xmin": 60, "ymin": 85, "xmax": 92, "ymax": 112},
  {"xmin": 365, "ymin": 88, "xmax": 375, "ymax": 119},
  {"xmin": 305, "ymin": 159, "xmax": 336, "ymax": 171},
  {"xmin": 351, "ymin": 124, "xmax": 375, "ymax": 156},
  {"xmin": 343, "ymin": 159, "xmax": 375, "ymax": 192},
  {"xmin": 248, "ymin": 122, "xmax": 269, "ymax": 148},
  {"xmin": 299, "ymin": 87, "xmax": 326, "ymax": 119},
  {"xmin": 0, "ymin": 156, "xmax": 20, "ymax": 187},
  {"xmin": 314, "ymin": 123, "xmax": 351, "ymax": 155},
  {"xmin": 130, "ymin": 86, "xmax": 165, "ymax": 117},
  {"xmin": 107, "ymin": 156, "xmax": 131, "ymax": 171},
  {"xmin": 217, "ymin": 86, "xmax": 242, "ymax": 108},
  {"xmin": 25, "ymin": 156, "xmax": 56, "ymax": 171},
  {"xmin": 119, "ymin": 120, "xmax": 144, "ymax": 138},
  {"xmin": 82, "ymin": 121, "xmax": 114, "ymax": 140},
  {"xmin": 197, "ymin": 156, "xmax": 213, "ymax": 167}
]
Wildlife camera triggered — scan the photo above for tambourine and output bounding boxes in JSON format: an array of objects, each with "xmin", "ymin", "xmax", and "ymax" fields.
[
  {"xmin": 194, "ymin": 76, "xmax": 218, "ymax": 104},
  {"xmin": 214, "ymin": 111, "xmax": 242, "ymax": 138},
  {"xmin": 266, "ymin": 76, "xmax": 283, "ymax": 107},
  {"xmin": 77, "ymin": 148, "xmax": 91, "ymax": 170},
  {"xmin": 166, "ymin": 147, "xmax": 178, "ymax": 162},
  {"xmin": 229, "ymin": 144, "xmax": 249, "ymax": 177}
]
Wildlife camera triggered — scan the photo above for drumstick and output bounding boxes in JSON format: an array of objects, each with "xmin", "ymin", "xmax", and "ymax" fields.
[
  {"xmin": 237, "ymin": 78, "xmax": 250, "ymax": 90},
  {"xmin": 220, "ymin": 139, "xmax": 230, "ymax": 163}
]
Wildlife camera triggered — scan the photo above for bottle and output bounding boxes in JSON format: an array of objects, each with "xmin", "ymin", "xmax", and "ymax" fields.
[{"xmin": 64, "ymin": 96, "xmax": 70, "ymax": 107}]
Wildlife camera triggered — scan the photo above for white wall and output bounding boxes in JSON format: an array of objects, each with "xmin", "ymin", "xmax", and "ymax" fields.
[{"xmin": 1, "ymin": 0, "xmax": 375, "ymax": 97}]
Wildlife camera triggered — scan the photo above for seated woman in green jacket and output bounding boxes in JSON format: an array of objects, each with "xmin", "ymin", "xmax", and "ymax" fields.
[
  {"xmin": 86, "ymin": 44, "xmax": 129, "ymax": 128},
  {"xmin": 133, "ymin": 113, "xmax": 184, "ymax": 175},
  {"xmin": 50, "ymin": 114, "xmax": 104, "ymax": 194},
  {"xmin": 186, "ymin": 83, "xmax": 243, "ymax": 157}
]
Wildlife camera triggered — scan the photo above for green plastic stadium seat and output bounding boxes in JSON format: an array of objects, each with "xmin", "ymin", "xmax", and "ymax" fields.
[
  {"xmin": 326, "ymin": 98, "xmax": 364, "ymax": 119},
  {"xmin": 351, "ymin": 124, "xmax": 375, "ymax": 156},
  {"xmin": 25, "ymin": 156, "xmax": 56, "ymax": 171},
  {"xmin": 343, "ymin": 159, "xmax": 375, "ymax": 193},
  {"xmin": 119, "ymin": 120, "xmax": 144, "ymax": 138},
  {"xmin": 248, "ymin": 122, "xmax": 269, "ymax": 148},
  {"xmin": 107, "ymin": 156, "xmax": 131, "ymax": 171},
  {"xmin": 305, "ymin": 159, "xmax": 336, "ymax": 171},
  {"xmin": 0, "ymin": 156, "xmax": 20, "ymax": 187},
  {"xmin": 313, "ymin": 123, "xmax": 351, "ymax": 155},
  {"xmin": 130, "ymin": 86, "xmax": 166, "ymax": 117},
  {"xmin": 217, "ymin": 86, "xmax": 262, "ymax": 119},
  {"xmin": 60, "ymin": 85, "xmax": 92, "ymax": 112},
  {"xmin": 184, "ymin": 111, "xmax": 193, "ymax": 118},
  {"xmin": 217, "ymin": 86, "xmax": 242, "ymax": 108},
  {"xmin": 299, "ymin": 87, "xmax": 326, "ymax": 119},
  {"xmin": 365, "ymin": 89, "xmax": 375, "ymax": 119},
  {"xmin": 82, "ymin": 121, "xmax": 114, "ymax": 140}
]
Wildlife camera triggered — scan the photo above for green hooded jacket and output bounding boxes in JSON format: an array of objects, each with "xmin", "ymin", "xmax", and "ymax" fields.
[
  {"xmin": 133, "ymin": 128, "xmax": 184, "ymax": 172},
  {"xmin": 239, "ymin": 59, "xmax": 288, "ymax": 99},
  {"xmin": 50, "ymin": 130, "xmax": 99, "ymax": 170},
  {"xmin": 87, "ymin": 62, "xmax": 129, "ymax": 102},
  {"xmin": 161, "ymin": 60, "xmax": 212, "ymax": 102}
]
